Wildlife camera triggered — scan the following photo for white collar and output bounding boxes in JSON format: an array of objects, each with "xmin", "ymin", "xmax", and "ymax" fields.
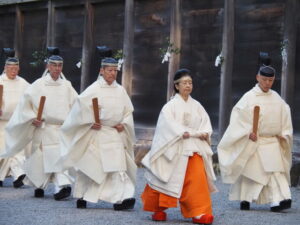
[
  {"xmin": 253, "ymin": 83, "xmax": 272, "ymax": 96},
  {"xmin": 174, "ymin": 93, "xmax": 191, "ymax": 102},
  {"xmin": 98, "ymin": 75, "xmax": 117, "ymax": 87},
  {"xmin": 44, "ymin": 73, "xmax": 63, "ymax": 86},
  {"xmin": 0, "ymin": 73, "xmax": 20, "ymax": 81}
]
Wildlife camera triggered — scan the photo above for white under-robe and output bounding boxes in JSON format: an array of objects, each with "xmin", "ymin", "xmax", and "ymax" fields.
[
  {"xmin": 0, "ymin": 73, "xmax": 29, "ymax": 181},
  {"xmin": 59, "ymin": 76, "xmax": 136, "ymax": 203},
  {"xmin": 218, "ymin": 84, "xmax": 293, "ymax": 204},
  {"xmin": 142, "ymin": 94, "xmax": 217, "ymax": 198},
  {"xmin": 3, "ymin": 74, "xmax": 77, "ymax": 189}
]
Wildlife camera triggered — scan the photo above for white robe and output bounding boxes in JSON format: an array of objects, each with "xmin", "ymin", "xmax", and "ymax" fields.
[
  {"xmin": 3, "ymin": 74, "xmax": 78, "ymax": 189},
  {"xmin": 0, "ymin": 74, "xmax": 29, "ymax": 181},
  {"xmin": 59, "ymin": 76, "xmax": 136, "ymax": 203},
  {"xmin": 218, "ymin": 84, "xmax": 293, "ymax": 204},
  {"xmin": 142, "ymin": 94, "xmax": 217, "ymax": 198}
]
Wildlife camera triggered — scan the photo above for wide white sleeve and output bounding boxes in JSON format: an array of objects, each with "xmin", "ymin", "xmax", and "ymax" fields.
[{"xmin": 3, "ymin": 92, "xmax": 37, "ymax": 157}]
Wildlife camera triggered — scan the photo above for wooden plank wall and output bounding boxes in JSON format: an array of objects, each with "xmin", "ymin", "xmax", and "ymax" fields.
[
  {"xmin": 0, "ymin": 5, "xmax": 16, "ymax": 72},
  {"xmin": 131, "ymin": 0, "xmax": 170, "ymax": 126},
  {"xmin": 91, "ymin": 1, "xmax": 125, "ymax": 84},
  {"xmin": 233, "ymin": 0, "xmax": 284, "ymax": 98},
  {"xmin": 0, "ymin": 0, "xmax": 299, "ymax": 133},
  {"xmin": 54, "ymin": 2, "xmax": 85, "ymax": 91},
  {"xmin": 294, "ymin": 5, "xmax": 300, "ymax": 131},
  {"xmin": 180, "ymin": 0, "xmax": 224, "ymax": 128},
  {"xmin": 18, "ymin": 2, "xmax": 48, "ymax": 83}
]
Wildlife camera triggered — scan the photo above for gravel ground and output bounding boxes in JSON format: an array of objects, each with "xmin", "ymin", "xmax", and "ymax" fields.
[{"xmin": 0, "ymin": 168, "xmax": 299, "ymax": 225}]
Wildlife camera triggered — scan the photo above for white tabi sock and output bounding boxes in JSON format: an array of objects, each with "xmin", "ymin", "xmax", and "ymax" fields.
[
  {"xmin": 270, "ymin": 202, "xmax": 280, "ymax": 207},
  {"xmin": 194, "ymin": 214, "xmax": 204, "ymax": 219}
]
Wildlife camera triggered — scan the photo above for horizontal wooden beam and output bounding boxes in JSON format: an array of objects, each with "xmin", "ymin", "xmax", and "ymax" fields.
[{"xmin": 0, "ymin": 0, "xmax": 43, "ymax": 6}]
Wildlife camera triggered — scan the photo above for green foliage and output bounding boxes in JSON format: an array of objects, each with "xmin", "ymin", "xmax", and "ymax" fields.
[
  {"xmin": 30, "ymin": 50, "xmax": 47, "ymax": 67},
  {"xmin": 113, "ymin": 49, "xmax": 124, "ymax": 60},
  {"xmin": 159, "ymin": 37, "xmax": 180, "ymax": 59}
]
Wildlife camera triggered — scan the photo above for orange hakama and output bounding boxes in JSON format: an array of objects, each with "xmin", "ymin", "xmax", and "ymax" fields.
[{"xmin": 141, "ymin": 154, "xmax": 212, "ymax": 218}]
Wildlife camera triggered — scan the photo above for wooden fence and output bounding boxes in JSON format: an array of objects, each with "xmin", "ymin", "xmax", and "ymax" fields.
[{"xmin": 0, "ymin": 0, "xmax": 299, "ymax": 134}]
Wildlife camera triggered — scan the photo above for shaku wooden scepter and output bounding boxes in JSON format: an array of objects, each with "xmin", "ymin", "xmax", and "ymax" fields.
[
  {"xmin": 37, "ymin": 96, "xmax": 46, "ymax": 121},
  {"xmin": 92, "ymin": 97, "xmax": 100, "ymax": 124},
  {"xmin": 253, "ymin": 106, "xmax": 260, "ymax": 135}
]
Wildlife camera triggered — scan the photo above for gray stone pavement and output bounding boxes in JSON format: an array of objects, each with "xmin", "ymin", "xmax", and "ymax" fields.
[{"xmin": 0, "ymin": 168, "xmax": 300, "ymax": 225}]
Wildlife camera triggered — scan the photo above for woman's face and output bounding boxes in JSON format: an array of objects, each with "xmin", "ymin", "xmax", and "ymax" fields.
[{"xmin": 175, "ymin": 76, "xmax": 193, "ymax": 97}]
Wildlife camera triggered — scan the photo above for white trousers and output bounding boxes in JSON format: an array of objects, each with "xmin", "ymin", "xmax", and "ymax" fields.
[
  {"xmin": 24, "ymin": 170, "xmax": 73, "ymax": 193},
  {"xmin": 229, "ymin": 172, "xmax": 291, "ymax": 204},
  {"xmin": 73, "ymin": 170, "xmax": 135, "ymax": 203},
  {"xmin": 0, "ymin": 152, "xmax": 25, "ymax": 181}
]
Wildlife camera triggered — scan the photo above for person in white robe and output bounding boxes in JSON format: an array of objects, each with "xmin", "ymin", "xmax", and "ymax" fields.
[
  {"xmin": 59, "ymin": 57, "xmax": 136, "ymax": 210},
  {"xmin": 218, "ymin": 65, "xmax": 293, "ymax": 212},
  {"xmin": 3, "ymin": 55, "xmax": 78, "ymax": 200},
  {"xmin": 141, "ymin": 69, "xmax": 217, "ymax": 224},
  {"xmin": 0, "ymin": 57, "xmax": 29, "ymax": 188}
]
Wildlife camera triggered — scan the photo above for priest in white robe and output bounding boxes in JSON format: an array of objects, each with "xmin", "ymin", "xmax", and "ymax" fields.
[
  {"xmin": 59, "ymin": 58, "xmax": 136, "ymax": 210},
  {"xmin": 218, "ymin": 65, "xmax": 293, "ymax": 212},
  {"xmin": 3, "ymin": 55, "xmax": 77, "ymax": 200},
  {"xmin": 0, "ymin": 57, "xmax": 29, "ymax": 188},
  {"xmin": 141, "ymin": 69, "xmax": 217, "ymax": 224}
]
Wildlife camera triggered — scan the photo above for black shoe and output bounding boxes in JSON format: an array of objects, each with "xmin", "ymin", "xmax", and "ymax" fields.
[
  {"xmin": 279, "ymin": 199, "xmax": 292, "ymax": 210},
  {"xmin": 113, "ymin": 198, "xmax": 135, "ymax": 211},
  {"xmin": 240, "ymin": 201, "xmax": 250, "ymax": 210},
  {"xmin": 0, "ymin": 180, "xmax": 3, "ymax": 187},
  {"xmin": 270, "ymin": 205, "xmax": 283, "ymax": 212},
  {"xmin": 34, "ymin": 188, "xmax": 44, "ymax": 198},
  {"xmin": 77, "ymin": 199, "xmax": 87, "ymax": 208},
  {"xmin": 13, "ymin": 174, "xmax": 26, "ymax": 188},
  {"xmin": 54, "ymin": 186, "xmax": 71, "ymax": 200}
]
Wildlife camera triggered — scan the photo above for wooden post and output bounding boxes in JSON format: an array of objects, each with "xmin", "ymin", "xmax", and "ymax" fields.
[
  {"xmin": 166, "ymin": 0, "xmax": 181, "ymax": 100},
  {"xmin": 14, "ymin": 5, "xmax": 23, "ymax": 58},
  {"xmin": 122, "ymin": 0, "xmax": 134, "ymax": 96},
  {"xmin": 281, "ymin": 0, "xmax": 298, "ymax": 109},
  {"xmin": 46, "ymin": 0, "xmax": 55, "ymax": 46},
  {"xmin": 218, "ymin": 0, "xmax": 235, "ymax": 139},
  {"xmin": 0, "ymin": 85, "xmax": 3, "ymax": 111},
  {"xmin": 80, "ymin": 0, "xmax": 94, "ymax": 92}
]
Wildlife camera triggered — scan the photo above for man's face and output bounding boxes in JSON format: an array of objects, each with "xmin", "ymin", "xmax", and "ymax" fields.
[
  {"xmin": 47, "ymin": 62, "xmax": 63, "ymax": 80},
  {"xmin": 256, "ymin": 74, "xmax": 275, "ymax": 92},
  {"xmin": 5, "ymin": 64, "xmax": 19, "ymax": 80},
  {"xmin": 100, "ymin": 66, "xmax": 118, "ymax": 85}
]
